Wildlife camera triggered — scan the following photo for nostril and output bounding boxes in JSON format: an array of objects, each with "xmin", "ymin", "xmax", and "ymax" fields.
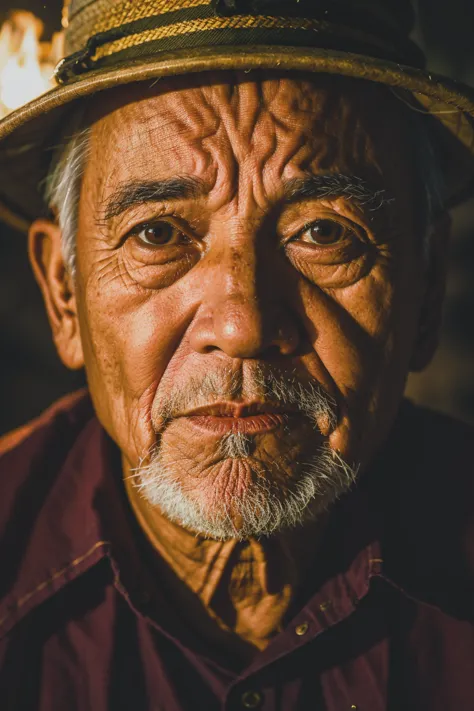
[
  {"xmin": 264, "ymin": 343, "xmax": 288, "ymax": 359},
  {"xmin": 200, "ymin": 343, "xmax": 220, "ymax": 354},
  {"xmin": 272, "ymin": 320, "xmax": 301, "ymax": 355}
]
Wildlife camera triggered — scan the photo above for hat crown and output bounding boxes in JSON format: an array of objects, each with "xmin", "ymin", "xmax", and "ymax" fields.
[
  {"xmin": 61, "ymin": 0, "xmax": 420, "ymax": 71},
  {"xmin": 66, "ymin": 0, "xmax": 415, "ymax": 34},
  {"xmin": 212, "ymin": 0, "xmax": 415, "ymax": 33}
]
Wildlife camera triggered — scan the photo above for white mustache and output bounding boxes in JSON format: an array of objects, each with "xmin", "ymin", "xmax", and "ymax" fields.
[{"xmin": 152, "ymin": 364, "xmax": 338, "ymax": 432}]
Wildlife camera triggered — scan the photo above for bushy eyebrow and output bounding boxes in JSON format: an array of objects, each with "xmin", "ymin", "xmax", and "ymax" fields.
[
  {"xmin": 101, "ymin": 172, "xmax": 390, "ymax": 222},
  {"xmin": 102, "ymin": 176, "xmax": 206, "ymax": 221},
  {"xmin": 283, "ymin": 174, "xmax": 391, "ymax": 210}
]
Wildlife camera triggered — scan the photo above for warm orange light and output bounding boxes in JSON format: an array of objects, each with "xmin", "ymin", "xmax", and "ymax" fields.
[{"xmin": 0, "ymin": 11, "xmax": 64, "ymax": 119}]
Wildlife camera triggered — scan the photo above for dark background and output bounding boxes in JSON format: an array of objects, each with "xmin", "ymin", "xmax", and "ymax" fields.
[{"xmin": 0, "ymin": 0, "xmax": 473, "ymax": 434}]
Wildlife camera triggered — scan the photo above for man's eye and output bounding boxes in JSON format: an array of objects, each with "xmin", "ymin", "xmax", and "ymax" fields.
[
  {"xmin": 298, "ymin": 219, "xmax": 352, "ymax": 246},
  {"xmin": 133, "ymin": 222, "xmax": 190, "ymax": 247}
]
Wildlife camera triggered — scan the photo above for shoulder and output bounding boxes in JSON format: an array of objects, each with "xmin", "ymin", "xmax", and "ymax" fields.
[
  {"xmin": 0, "ymin": 390, "xmax": 94, "ymax": 530},
  {"xmin": 404, "ymin": 399, "xmax": 473, "ymax": 461},
  {"xmin": 394, "ymin": 401, "xmax": 474, "ymax": 516},
  {"xmin": 380, "ymin": 400, "xmax": 474, "ymax": 617},
  {"xmin": 381, "ymin": 399, "xmax": 474, "ymax": 489},
  {"xmin": 0, "ymin": 389, "xmax": 93, "ymax": 457},
  {"xmin": 0, "ymin": 391, "xmax": 112, "ymax": 640}
]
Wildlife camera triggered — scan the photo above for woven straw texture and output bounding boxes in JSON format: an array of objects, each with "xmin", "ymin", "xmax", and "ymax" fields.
[
  {"xmin": 89, "ymin": 16, "xmax": 395, "ymax": 63},
  {"xmin": 66, "ymin": 0, "xmax": 208, "ymax": 53},
  {"xmin": 64, "ymin": 0, "xmax": 414, "ymax": 58}
]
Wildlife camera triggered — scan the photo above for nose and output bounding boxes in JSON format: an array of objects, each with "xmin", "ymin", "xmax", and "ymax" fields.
[{"xmin": 188, "ymin": 241, "xmax": 300, "ymax": 359}]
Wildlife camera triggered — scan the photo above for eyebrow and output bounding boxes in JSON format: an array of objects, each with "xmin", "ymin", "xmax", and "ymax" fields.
[
  {"xmin": 282, "ymin": 174, "xmax": 390, "ymax": 210},
  {"xmin": 102, "ymin": 172, "xmax": 390, "ymax": 222},
  {"xmin": 102, "ymin": 176, "xmax": 206, "ymax": 221}
]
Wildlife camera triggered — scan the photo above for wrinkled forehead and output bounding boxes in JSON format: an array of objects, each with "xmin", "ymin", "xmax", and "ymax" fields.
[{"xmin": 84, "ymin": 70, "xmax": 413, "ymax": 195}]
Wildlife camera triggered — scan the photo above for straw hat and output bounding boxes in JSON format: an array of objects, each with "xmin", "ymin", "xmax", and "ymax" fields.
[{"xmin": 1, "ymin": 0, "xmax": 474, "ymax": 233}]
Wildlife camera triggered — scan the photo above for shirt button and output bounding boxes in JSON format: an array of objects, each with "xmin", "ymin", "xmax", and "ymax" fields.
[
  {"xmin": 241, "ymin": 690, "xmax": 263, "ymax": 708},
  {"xmin": 295, "ymin": 621, "xmax": 309, "ymax": 636}
]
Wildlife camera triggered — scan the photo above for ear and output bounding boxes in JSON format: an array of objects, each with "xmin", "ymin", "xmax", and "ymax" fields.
[
  {"xmin": 410, "ymin": 211, "xmax": 452, "ymax": 372},
  {"xmin": 28, "ymin": 218, "xmax": 84, "ymax": 370}
]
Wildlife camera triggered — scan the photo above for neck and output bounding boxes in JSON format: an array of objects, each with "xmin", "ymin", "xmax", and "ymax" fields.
[{"xmin": 123, "ymin": 464, "xmax": 326, "ymax": 657}]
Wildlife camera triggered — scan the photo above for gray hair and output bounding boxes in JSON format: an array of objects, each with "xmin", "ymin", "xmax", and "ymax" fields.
[
  {"xmin": 43, "ymin": 105, "xmax": 446, "ymax": 278},
  {"xmin": 43, "ymin": 123, "xmax": 91, "ymax": 278}
]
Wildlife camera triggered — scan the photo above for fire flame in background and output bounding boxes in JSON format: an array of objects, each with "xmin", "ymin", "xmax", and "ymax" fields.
[{"xmin": 0, "ymin": 11, "xmax": 64, "ymax": 120}]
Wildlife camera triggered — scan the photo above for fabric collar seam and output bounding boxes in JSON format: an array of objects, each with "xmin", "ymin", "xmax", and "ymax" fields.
[{"xmin": 0, "ymin": 539, "xmax": 109, "ymax": 632}]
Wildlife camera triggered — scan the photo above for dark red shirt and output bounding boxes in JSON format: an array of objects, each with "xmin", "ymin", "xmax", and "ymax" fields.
[{"xmin": 0, "ymin": 391, "xmax": 474, "ymax": 711}]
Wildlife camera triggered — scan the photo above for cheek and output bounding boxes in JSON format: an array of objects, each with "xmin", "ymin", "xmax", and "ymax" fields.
[
  {"xmin": 301, "ymin": 267, "xmax": 419, "ymax": 462},
  {"xmin": 75, "ymin": 272, "xmax": 193, "ymax": 462},
  {"xmin": 302, "ymin": 272, "xmax": 394, "ymax": 394}
]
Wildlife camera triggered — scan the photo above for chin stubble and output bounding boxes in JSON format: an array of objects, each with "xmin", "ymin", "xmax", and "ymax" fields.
[
  {"xmin": 132, "ymin": 440, "xmax": 357, "ymax": 540},
  {"xmin": 129, "ymin": 366, "xmax": 358, "ymax": 540}
]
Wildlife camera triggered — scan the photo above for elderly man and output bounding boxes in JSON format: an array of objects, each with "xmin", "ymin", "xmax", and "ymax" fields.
[{"xmin": 1, "ymin": 0, "xmax": 474, "ymax": 709}]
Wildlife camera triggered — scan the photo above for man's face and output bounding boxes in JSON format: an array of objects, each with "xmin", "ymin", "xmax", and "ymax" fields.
[{"xmin": 40, "ymin": 72, "xmax": 434, "ymax": 538}]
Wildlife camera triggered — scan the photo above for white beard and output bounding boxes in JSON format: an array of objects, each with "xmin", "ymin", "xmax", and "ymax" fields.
[
  {"xmin": 133, "ymin": 434, "xmax": 357, "ymax": 541},
  {"xmin": 131, "ymin": 365, "xmax": 358, "ymax": 540}
]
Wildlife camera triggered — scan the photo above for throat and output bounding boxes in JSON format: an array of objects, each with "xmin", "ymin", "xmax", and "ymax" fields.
[
  {"xmin": 206, "ymin": 537, "xmax": 295, "ymax": 650},
  {"xmin": 124, "ymin": 470, "xmax": 326, "ymax": 654}
]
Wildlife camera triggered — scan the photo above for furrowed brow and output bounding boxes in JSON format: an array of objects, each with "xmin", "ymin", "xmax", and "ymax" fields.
[
  {"xmin": 283, "ymin": 174, "xmax": 391, "ymax": 211},
  {"xmin": 102, "ymin": 176, "xmax": 206, "ymax": 221}
]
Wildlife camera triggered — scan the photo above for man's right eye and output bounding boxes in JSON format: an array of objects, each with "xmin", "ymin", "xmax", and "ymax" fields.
[{"xmin": 131, "ymin": 221, "xmax": 191, "ymax": 247}]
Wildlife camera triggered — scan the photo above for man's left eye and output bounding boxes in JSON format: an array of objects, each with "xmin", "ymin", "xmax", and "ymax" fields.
[{"xmin": 297, "ymin": 219, "xmax": 353, "ymax": 246}]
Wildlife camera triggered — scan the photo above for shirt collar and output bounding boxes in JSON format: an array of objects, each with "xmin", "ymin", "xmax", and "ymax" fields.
[{"xmin": 1, "ymin": 393, "xmax": 471, "ymax": 638}]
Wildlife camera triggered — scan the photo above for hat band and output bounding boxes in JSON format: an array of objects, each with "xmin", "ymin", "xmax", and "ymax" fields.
[{"xmin": 55, "ymin": 5, "xmax": 424, "ymax": 84}]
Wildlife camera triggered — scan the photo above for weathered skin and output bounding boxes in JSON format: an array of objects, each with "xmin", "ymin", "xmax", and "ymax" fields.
[{"xmin": 28, "ymin": 71, "xmax": 449, "ymax": 658}]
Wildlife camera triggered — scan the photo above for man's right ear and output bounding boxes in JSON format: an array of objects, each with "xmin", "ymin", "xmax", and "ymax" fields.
[{"xmin": 28, "ymin": 219, "xmax": 84, "ymax": 370}]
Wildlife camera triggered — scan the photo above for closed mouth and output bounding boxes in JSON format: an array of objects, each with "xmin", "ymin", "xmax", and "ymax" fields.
[
  {"xmin": 180, "ymin": 402, "xmax": 299, "ymax": 434},
  {"xmin": 182, "ymin": 401, "xmax": 298, "ymax": 418}
]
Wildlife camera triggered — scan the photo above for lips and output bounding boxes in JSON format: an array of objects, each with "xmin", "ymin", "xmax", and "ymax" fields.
[
  {"xmin": 181, "ymin": 402, "xmax": 298, "ymax": 435},
  {"xmin": 184, "ymin": 402, "xmax": 294, "ymax": 417},
  {"xmin": 187, "ymin": 412, "xmax": 290, "ymax": 434}
]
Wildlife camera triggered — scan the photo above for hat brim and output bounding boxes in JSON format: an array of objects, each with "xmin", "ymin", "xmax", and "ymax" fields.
[{"xmin": 1, "ymin": 44, "xmax": 474, "ymax": 232}]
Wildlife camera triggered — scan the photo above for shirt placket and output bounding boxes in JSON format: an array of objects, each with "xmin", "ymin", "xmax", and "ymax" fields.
[{"xmin": 221, "ymin": 554, "xmax": 387, "ymax": 711}]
